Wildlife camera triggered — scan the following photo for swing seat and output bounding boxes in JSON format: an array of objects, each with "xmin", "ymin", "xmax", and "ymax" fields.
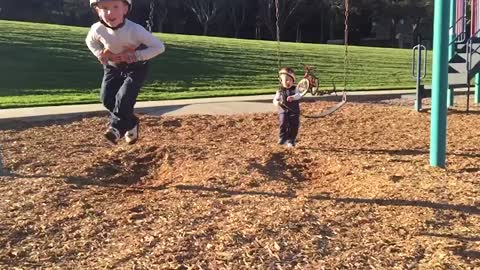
[{"xmin": 304, "ymin": 93, "xmax": 347, "ymax": 118}]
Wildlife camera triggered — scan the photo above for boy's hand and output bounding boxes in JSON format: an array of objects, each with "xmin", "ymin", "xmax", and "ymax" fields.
[
  {"xmin": 98, "ymin": 52, "xmax": 109, "ymax": 65},
  {"xmin": 287, "ymin": 96, "xmax": 295, "ymax": 102},
  {"xmin": 117, "ymin": 51, "xmax": 137, "ymax": 64},
  {"xmin": 101, "ymin": 48, "xmax": 137, "ymax": 64}
]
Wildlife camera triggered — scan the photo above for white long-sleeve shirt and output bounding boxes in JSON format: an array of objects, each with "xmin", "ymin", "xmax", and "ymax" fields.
[
  {"xmin": 273, "ymin": 87, "xmax": 302, "ymax": 107},
  {"xmin": 86, "ymin": 19, "xmax": 165, "ymax": 62}
]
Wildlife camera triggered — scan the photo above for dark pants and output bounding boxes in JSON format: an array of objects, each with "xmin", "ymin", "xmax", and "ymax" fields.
[
  {"xmin": 279, "ymin": 112, "xmax": 300, "ymax": 144},
  {"xmin": 100, "ymin": 62, "xmax": 148, "ymax": 136}
]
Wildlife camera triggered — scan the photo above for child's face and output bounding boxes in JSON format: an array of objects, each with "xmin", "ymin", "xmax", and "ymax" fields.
[
  {"xmin": 95, "ymin": 0, "xmax": 129, "ymax": 28},
  {"xmin": 279, "ymin": 74, "xmax": 294, "ymax": 88}
]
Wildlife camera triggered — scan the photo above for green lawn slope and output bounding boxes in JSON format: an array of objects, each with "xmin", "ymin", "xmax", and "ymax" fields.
[{"xmin": 0, "ymin": 20, "xmax": 428, "ymax": 108}]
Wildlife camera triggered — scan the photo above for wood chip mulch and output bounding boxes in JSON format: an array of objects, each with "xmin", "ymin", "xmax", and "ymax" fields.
[{"xmin": 0, "ymin": 97, "xmax": 479, "ymax": 269}]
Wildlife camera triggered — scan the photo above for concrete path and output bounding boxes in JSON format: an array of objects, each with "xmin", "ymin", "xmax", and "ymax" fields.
[{"xmin": 0, "ymin": 90, "xmax": 419, "ymax": 123}]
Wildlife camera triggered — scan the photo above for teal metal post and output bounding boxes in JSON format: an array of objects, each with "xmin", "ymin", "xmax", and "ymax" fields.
[
  {"xmin": 430, "ymin": 0, "xmax": 450, "ymax": 168},
  {"xmin": 0, "ymin": 148, "xmax": 4, "ymax": 176},
  {"xmin": 447, "ymin": 0, "xmax": 456, "ymax": 107},
  {"xmin": 477, "ymin": 0, "xmax": 480, "ymax": 104},
  {"xmin": 476, "ymin": 75, "xmax": 480, "ymax": 103}
]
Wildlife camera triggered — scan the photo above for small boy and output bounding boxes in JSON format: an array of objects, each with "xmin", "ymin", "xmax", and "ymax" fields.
[
  {"xmin": 86, "ymin": 0, "xmax": 165, "ymax": 145},
  {"xmin": 273, "ymin": 67, "xmax": 302, "ymax": 148}
]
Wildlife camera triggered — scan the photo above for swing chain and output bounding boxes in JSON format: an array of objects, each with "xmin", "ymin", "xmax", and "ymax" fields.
[
  {"xmin": 343, "ymin": 0, "xmax": 349, "ymax": 95},
  {"xmin": 275, "ymin": 0, "xmax": 281, "ymax": 69}
]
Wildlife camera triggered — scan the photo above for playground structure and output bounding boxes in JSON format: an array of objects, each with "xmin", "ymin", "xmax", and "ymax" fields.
[
  {"xmin": 429, "ymin": 0, "xmax": 480, "ymax": 167},
  {"xmin": 414, "ymin": 0, "xmax": 480, "ymax": 112}
]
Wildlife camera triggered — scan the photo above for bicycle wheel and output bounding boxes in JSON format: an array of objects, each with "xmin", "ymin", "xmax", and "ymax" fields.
[
  {"xmin": 311, "ymin": 78, "xmax": 320, "ymax": 95},
  {"xmin": 297, "ymin": 79, "xmax": 310, "ymax": 97}
]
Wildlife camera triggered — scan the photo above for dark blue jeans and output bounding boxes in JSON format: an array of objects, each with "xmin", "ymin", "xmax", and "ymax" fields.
[
  {"xmin": 279, "ymin": 112, "xmax": 300, "ymax": 144},
  {"xmin": 100, "ymin": 62, "xmax": 148, "ymax": 136}
]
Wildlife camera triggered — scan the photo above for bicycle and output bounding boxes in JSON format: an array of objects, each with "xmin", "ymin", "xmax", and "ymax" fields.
[{"xmin": 296, "ymin": 64, "xmax": 334, "ymax": 97}]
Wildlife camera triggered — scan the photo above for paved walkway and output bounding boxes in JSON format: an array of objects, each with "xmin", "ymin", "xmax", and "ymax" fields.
[{"xmin": 0, "ymin": 90, "xmax": 419, "ymax": 123}]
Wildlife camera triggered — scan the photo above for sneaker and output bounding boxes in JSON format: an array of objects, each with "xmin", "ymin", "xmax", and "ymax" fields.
[
  {"xmin": 286, "ymin": 142, "xmax": 295, "ymax": 148},
  {"xmin": 125, "ymin": 124, "xmax": 139, "ymax": 144},
  {"xmin": 104, "ymin": 127, "xmax": 121, "ymax": 145},
  {"xmin": 278, "ymin": 138, "xmax": 287, "ymax": 145}
]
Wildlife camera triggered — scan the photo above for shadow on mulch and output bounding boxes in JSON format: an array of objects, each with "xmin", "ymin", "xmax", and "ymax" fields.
[
  {"xmin": 450, "ymin": 245, "xmax": 480, "ymax": 261},
  {"xmin": 308, "ymin": 194, "xmax": 480, "ymax": 215},
  {"xmin": 0, "ymin": 105, "xmax": 185, "ymax": 132},
  {"xmin": 421, "ymin": 232, "xmax": 480, "ymax": 242},
  {"xmin": 301, "ymin": 146, "xmax": 480, "ymax": 158},
  {"xmin": 0, "ymin": 113, "xmax": 104, "ymax": 132},
  {"xmin": 301, "ymin": 146, "xmax": 429, "ymax": 156},
  {"xmin": 168, "ymin": 187, "xmax": 480, "ymax": 216},
  {"xmin": 174, "ymin": 184, "xmax": 295, "ymax": 199},
  {"xmin": 3, "ymin": 170, "xmax": 479, "ymax": 216},
  {"xmin": 247, "ymin": 152, "xmax": 306, "ymax": 182}
]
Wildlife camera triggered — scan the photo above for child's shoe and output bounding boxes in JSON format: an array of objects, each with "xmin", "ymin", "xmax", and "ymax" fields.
[
  {"xmin": 104, "ymin": 127, "xmax": 121, "ymax": 145},
  {"xmin": 125, "ymin": 124, "xmax": 139, "ymax": 144},
  {"xmin": 286, "ymin": 140, "xmax": 296, "ymax": 148}
]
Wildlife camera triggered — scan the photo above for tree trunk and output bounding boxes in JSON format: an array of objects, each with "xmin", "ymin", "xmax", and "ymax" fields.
[
  {"xmin": 329, "ymin": 13, "xmax": 336, "ymax": 40},
  {"xmin": 391, "ymin": 19, "xmax": 398, "ymax": 47},
  {"xmin": 296, "ymin": 23, "xmax": 301, "ymax": 42},
  {"xmin": 203, "ymin": 23, "xmax": 209, "ymax": 35},
  {"xmin": 156, "ymin": 10, "xmax": 167, "ymax": 33},
  {"xmin": 320, "ymin": 8, "xmax": 325, "ymax": 43}
]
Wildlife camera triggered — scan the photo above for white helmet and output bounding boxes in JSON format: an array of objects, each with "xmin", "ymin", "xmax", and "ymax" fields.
[
  {"xmin": 90, "ymin": 0, "xmax": 132, "ymax": 9},
  {"xmin": 278, "ymin": 67, "xmax": 296, "ymax": 82}
]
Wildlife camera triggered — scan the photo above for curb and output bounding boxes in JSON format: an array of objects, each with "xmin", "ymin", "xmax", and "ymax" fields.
[{"xmin": 0, "ymin": 89, "xmax": 465, "ymax": 124}]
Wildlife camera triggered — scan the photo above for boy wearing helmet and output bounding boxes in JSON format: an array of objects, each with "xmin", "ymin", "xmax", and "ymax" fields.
[
  {"xmin": 86, "ymin": 0, "xmax": 165, "ymax": 145},
  {"xmin": 273, "ymin": 67, "xmax": 302, "ymax": 148}
]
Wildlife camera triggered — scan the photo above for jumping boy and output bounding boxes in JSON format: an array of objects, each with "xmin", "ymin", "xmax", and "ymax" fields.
[
  {"xmin": 273, "ymin": 67, "xmax": 302, "ymax": 148},
  {"xmin": 86, "ymin": 0, "xmax": 165, "ymax": 144}
]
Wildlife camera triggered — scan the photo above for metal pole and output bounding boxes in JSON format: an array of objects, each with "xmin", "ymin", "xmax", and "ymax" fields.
[
  {"xmin": 476, "ymin": 74, "xmax": 480, "ymax": 104},
  {"xmin": 0, "ymin": 148, "xmax": 4, "ymax": 176},
  {"xmin": 430, "ymin": 0, "xmax": 450, "ymax": 168},
  {"xmin": 476, "ymin": 0, "xmax": 480, "ymax": 104},
  {"xmin": 415, "ymin": 46, "xmax": 423, "ymax": 112},
  {"xmin": 447, "ymin": 0, "xmax": 456, "ymax": 107}
]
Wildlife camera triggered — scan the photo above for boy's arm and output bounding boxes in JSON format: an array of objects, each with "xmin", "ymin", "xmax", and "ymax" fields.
[
  {"xmin": 292, "ymin": 88, "xmax": 302, "ymax": 100},
  {"xmin": 85, "ymin": 28, "xmax": 104, "ymax": 59},
  {"xmin": 286, "ymin": 88, "xmax": 302, "ymax": 102},
  {"xmin": 134, "ymin": 25, "xmax": 166, "ymax": 61},
  {"xmin": 273, "ymin": 91, "xmax": 281, "ymax": 106}
]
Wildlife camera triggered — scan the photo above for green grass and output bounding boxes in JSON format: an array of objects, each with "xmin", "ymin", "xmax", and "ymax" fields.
[{"xmin": 0, "ymin": 20, "xmax": 430, "ymax": 108}]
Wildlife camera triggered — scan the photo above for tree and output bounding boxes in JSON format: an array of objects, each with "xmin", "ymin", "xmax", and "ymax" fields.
[
  {"xmin": 134, "ymin": 0, "xmax": 169, "ymax": 32},
  {"xmin": 226, "ymin": 0, "xmax": 248, "ymax": 38},
  {"xmin": 257, "ymin": 0, "xmax": 306, "ymax": 40},
  {"xmin": 183, "ymin": 0, "xmax": 226, "ymax": 35}
]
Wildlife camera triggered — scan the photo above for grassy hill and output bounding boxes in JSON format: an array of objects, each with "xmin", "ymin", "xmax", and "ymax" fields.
[{"xmin": 0, "ymin": 20, "xmax": 428, "ymax": 108}]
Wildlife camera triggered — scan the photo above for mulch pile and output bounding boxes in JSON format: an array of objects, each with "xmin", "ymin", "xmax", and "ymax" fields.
[{"xmin": 0, "ymin": 97, "xmax": 479, "ymax": 269}]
